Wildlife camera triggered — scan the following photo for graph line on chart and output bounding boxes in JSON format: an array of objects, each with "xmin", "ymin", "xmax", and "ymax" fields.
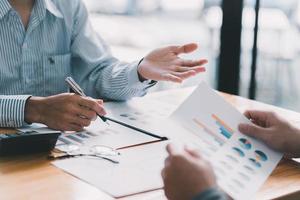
[
  {"xmin": 193, "ymin": 118, "xmax": 226, "ymax": 146},
  {"xmin": 212, "ymin": 114, "xmax": 234, "ymax": 139}
]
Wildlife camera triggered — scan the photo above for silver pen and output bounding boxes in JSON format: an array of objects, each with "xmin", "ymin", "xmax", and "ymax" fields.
[{"xmin": 65, "ymin": 77, "xmax": 109, "ymax": 124}]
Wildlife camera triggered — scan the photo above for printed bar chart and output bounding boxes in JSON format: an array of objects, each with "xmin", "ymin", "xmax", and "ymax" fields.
[
  {"xmin": 212, "ymin": 114, "xmax": 234, "ymax": 139},
  {"xmin": 193, "ymin": 118, "xmax": 226, "ymax": 146}
]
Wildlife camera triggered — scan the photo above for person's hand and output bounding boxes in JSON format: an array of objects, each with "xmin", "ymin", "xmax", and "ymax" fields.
[
  {"xmin": 161, "ymin": 144, "xmax": 217, "ymax": 200},
  {"xmin": 239, "ymin": 110, "xmax": 300, "ymax": 158},
  {"xmin": 138, "ymin": 43, "xmax": 207, "ymax": 83},
  {"xmin": 24, "ymin": 93, "xmax": 106, "ymax": 131}
]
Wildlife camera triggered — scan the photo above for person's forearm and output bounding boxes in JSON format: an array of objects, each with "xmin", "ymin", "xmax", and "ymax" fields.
[
  {"xmin": 73, "ymin": 59, "xmax": 155, "ymax": 101},
  {"xmin": 0, "ymin": 95, "xmax": 32, "ymax": 127},
  {"xmin": 69, "ymin": 1, "xmax": 155, "ymax": 101}
]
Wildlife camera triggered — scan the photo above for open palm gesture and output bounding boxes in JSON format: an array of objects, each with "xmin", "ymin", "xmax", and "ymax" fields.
[{"xmin": 138, "ymin": 43, "xmax": 207, "ymax": 83}]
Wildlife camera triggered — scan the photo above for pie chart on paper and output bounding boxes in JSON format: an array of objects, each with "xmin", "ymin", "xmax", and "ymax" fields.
[
  {"xmin": 255, "ymin": 150, "xmax": 268, "ymax": 162},
  {"xmin": 239, "ymin": 138, "xmax": 252, "ymax": 150}
]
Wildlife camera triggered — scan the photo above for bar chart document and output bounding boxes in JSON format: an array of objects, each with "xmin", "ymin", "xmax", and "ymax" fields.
[
  {"xmin": 55, "ymin": 118, "xmax": 160, "ymax": 152},
  {"xmin": 169, "ymin": 82, "xmax": 283, "ymax": 200}
]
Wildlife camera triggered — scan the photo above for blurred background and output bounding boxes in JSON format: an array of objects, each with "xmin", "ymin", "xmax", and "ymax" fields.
[{"xmin": 82, "ymin": 0, "xmax": 300, "ymax": 111}]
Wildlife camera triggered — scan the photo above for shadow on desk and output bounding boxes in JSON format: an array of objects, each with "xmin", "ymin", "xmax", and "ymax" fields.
[{"xmin": 0, "ymin": 153, "xmax": 49, "ymax": 174}]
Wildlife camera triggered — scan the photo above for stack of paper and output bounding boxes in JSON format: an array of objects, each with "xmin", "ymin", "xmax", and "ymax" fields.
[{"xmin": 53, "ymin": 82, "xmax": 283, "ymax": 199}]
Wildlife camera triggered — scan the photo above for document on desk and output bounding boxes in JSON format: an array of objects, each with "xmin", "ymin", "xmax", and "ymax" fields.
[
  {"xmin": 103, "ymin": 88, "xmax": 191, "ymax": 134},
  {"xmin": 55, "ymin": 118, "xmax": 161, "ymax": 152},
  {"xmin": 166, "ymin": 82, "xmax": 283, "ymax": 200},
  {"xmin": 53, "ymin": 82, "xmax": 282, "ymax": 199},
  {"xmin": 53, "ymin": 141, "xmax": 168, "ymax": 198}
]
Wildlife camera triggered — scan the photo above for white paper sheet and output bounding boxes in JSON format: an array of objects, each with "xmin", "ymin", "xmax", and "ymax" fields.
[
  {"xmin": 55, "ymin": 118, "xmax": 160, "ymax": 152},
  {"xmin": 53, "ymin": 141, "xmax": 168, "ymax": 198},
  {"xmin": 103, "ymin": 88, "xmax": 191, "ymax": 135},
  {"xmin": 169, "ymin": 82, "xmax": 283, "ymax": 199}
]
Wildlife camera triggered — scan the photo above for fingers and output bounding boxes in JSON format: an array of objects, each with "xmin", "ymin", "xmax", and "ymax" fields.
[
  {"xmin": 170, "ymin": 71, "xmax": 196, "ymax": 80},
  {"xmin": 238, "ymin": 123, "xmax": 269, "ymax": 142},
  {"xmin": 69, "ymin": 96, "xmax": 105, "ymax": 128},
  {"xmin": 78, "ymin": 97, "xmax": 106, "ymax": 116},
  {"xmin": 67, "ymin": 114, "xmax": 92, "ymax": 127},
  {"xmin": 166, "ymin": 143, "xmax": 181, "ymax": 156},
  {"xmin": 180, "ymin": 59, "xmax": 208, "ymax": 67},
  {"xmin": 167, "ymin": 60, "xmax": 206, "ymax": 82},
  {"xmin": 184, "ymin": 145, "xmax": 202, "ymax": 159},
  {"xmin": 244, "ymin": 110, "xmax": 278, "ymax": 127},
  {"xmin": 161, "ymin": 73, "xmax": 183, "ymax": 83},
  {"xmin": 66, "ymin": 123, "xmax": 84, "ymax": 132},
  {"xmin": 244, "ymin": 110, "xmax": 269, "ymax": 121},
  {"xmin": 74, "ymin": 106, "xmax": 97, "ymax": 120},
  {"xmin": 174, "ymin": 65, "xmax": 206, "ymax": 73},
  {"xmin": 171, "ymin": 43, "xmax": 198, "ymax": 55},
  {"xmin": 168, "ymin": 68, "xmax": 205, "ymax": 81}
]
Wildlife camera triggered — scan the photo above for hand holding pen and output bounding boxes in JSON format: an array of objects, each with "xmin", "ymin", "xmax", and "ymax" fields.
[
  {"xmin": 65, "ymin": 77, "xmax": 108, "ymax": 124},
  {"xmin": 65, "ymin": 77, "xmax": 167, "ymax": 140},
  {"xmin": 24, "ymin": 91, "xmax": 106, "ymax": 132}
]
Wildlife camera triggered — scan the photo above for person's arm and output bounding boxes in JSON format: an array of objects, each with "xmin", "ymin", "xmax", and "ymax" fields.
[
  {"xmin": 0, "ymin": 95, "xmax": 31, "ymax": 127},
  {"xmin": 69, "ymin": 1, "xmax": 154, "ymax": 101},
  {"xmin": 69, "ymin": 0, "xmax": 207, "ymax": 101}
]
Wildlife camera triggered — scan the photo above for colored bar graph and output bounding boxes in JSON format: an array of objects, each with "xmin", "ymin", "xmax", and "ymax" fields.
[
  {"xmin": 212, "ymin": 114, "xmax": 234, "ymax": 139},
  {"xmin": 193, "ymin": 118, "xmax": 225, "ymax": 145}
]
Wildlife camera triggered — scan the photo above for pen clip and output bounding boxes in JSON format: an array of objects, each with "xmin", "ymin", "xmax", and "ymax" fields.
[{"xmin": 65, "ymin": 77, "xmax": 86, "ymax": 96}]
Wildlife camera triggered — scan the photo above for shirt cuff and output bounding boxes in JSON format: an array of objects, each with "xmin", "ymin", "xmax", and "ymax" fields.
[
  {"xmin": 127, "ymin": 60, "xmax": 157, "ymax": 90},
  {"xmin": 0, "ymin": 95, "xmax": 32, "ymax": 127},
  {"xmin": 192, "ymin": 187, "xmax": 227, "ymax": 200}
]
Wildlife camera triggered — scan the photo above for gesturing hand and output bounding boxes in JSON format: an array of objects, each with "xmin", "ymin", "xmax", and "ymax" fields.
[
  {"xmin": 138, "ymin": 43, "xmax": 207, "ymax": 83},
  {"xmin": 239, "ymin": 110, "xmax": 300, "ymax": 158},
  {"xmin": 161, "ymin": 144, "xmax": 217, "ymax": 200},
  {"xmin": 25, "ymin": 93, "xmax": 106, "ymax": 131}
]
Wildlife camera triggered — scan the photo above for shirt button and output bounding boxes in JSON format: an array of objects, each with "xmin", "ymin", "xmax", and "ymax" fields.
[
  {"xmin": 10, "ymin": 11, "xmax": 16, "ymax": 17},
  {"xmin": 23, "ymin": 43, "xmax": 28, "ymax": 50},
  {"xmin": 48, "ymin": 57, "xmax": 55, "ymax": 64}
]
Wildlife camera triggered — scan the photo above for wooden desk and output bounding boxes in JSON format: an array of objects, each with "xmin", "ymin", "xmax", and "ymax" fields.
[{"xmin": 1, "ymin": 88, "xmax": 300, "ymax": 200}]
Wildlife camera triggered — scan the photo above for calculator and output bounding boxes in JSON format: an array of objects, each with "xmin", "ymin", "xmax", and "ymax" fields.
[{"xmin": 0, "ymin": 131, "xmax": 61, "ymax": 156}]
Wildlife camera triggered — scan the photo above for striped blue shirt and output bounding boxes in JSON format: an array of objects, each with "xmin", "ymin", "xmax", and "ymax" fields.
[{"xmin": 0, "ymin": 0, "xmax": 153, "ymax": 128}]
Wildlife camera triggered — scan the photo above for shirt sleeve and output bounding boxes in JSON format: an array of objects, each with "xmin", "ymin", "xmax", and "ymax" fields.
[
  {"xmin": 70, "ymin": 0, "xmax": 156, "ymax": 101},
  {"xmin": 192, "ymin": 187, "xmax": 228, "ymax": 200},
  {"xmin": 0, "ymin": 95, "xmax": 31, "ymax": 127}
]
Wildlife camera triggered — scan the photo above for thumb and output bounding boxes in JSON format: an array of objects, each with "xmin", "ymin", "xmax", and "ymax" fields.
[
  {"xmin": 176, "ymin": 43, "xmax": 198, "ymax": 54},
  {"xmin": 166, "ymin": 143, "xmax": 181, "ymax": 156},
  {"xmin": 238, "ymin": 123, "xmax": 269, "ymax": 142}
]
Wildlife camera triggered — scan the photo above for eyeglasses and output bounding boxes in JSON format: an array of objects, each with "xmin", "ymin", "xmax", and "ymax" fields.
[{"xmin": 56, "ymin": 144, "xmax": 121, "ymax": 164}]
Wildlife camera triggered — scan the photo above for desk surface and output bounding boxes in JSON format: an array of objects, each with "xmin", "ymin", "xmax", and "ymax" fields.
[{"xmin": 1, "ymin": 88, "xmax": 300, "ymax": 200}]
